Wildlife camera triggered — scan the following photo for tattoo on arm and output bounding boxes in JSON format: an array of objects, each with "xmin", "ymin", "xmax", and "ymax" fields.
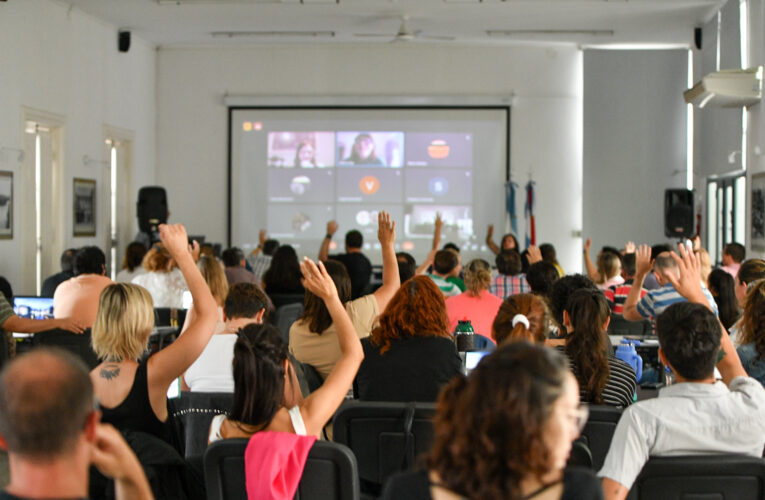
[{"xmin": 100, "ymin": 364, "xmax": 121, "ymax": 380}]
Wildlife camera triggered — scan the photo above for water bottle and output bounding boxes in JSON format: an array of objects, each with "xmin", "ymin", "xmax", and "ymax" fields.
[
  {"xmin": 454, "ymin": 318, "xmax": 476, "ymax": 352},
  {"xmin": 615, "ymin": 339, "xmax": 643, "ymax": 383}
]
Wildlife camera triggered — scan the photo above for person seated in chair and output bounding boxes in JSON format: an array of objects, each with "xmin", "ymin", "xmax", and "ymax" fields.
[
  {"xmin": 221, "ymin": 247, "xmax": 259, "ymax": 286},
  {"xmin": 182, "ymin": 282, "xmax": 269, "ymax": 393},
  {"xmin": 53, "ymin": 246, "xmax": 114, "ymax": 328},
  {"xmin": 355, "ymin": 276, "xmax": 462, "ymax": 402},
  {"xmin": 0, "ymin": 349, "xmax": 152, "ymax": 500},
  {"xmin": 319, "ymin": 222, "xmax": 372, "ymax": 300},
  {"xmin": 603, "ymin": 253, "xmax": 647, "ymax": 316},
  {"xmin": 600, "ymin": 244, "xmax": 765, "ymax": 500},
  {"xmin": 41, "ymin": 248, "xmax": 77, "ymax": 297}
]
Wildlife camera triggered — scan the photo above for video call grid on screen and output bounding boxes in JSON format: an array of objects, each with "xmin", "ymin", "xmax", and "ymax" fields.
[{"xmin": 230, "ymin": 107, "xmax": 509, "ymax": 264}]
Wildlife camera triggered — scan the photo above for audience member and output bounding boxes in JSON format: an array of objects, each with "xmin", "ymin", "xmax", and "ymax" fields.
[
  {"xmin": 583, "ymin": 239, "xmax": 624, "ymax": 289},
  {"xmin": 181, "ymin": 255, "xmax": 228, "ymax": 335},
  {"xmin": 395, "ymin": 252, "xmax": 416, "ymax": 284},
  {"xmin": 559, "ymin": 289, "xmax": 636, "ymax": 407},
  {"xmin": 525, "ymin": 260, "xmax": 560, "ymax": 301},
  {"xmin": 247, "ymin": 229, "xmax": 279, "ymax": 283},
  {"xmin": 53, "ymin": 246, "xmax": 113, "ymax": 327},
  {"xmin": 0, "ymin": 349, "xmax": 152, "ymax": 500},
  {"xmin": 262, "ymin": 245, "xmax": 305, "ymax": 295},
  {"xmin": 485, "ymin": 224, "xmax": 519, "ymax": 255},
  {"xmin": 549, "ymin": 274, "xmax": 598, "ymax": 335},
  {"xmin": 720, "ymin": 242, "xmax": 745, "ymax": 277},
  {"xmin": 221, "ymin": 247, "xmax": 258, "ymax": 286},
  {"xmin": 116, "ymin": 242, "xmax": 148, "ymax": 284},
  {"xmin": 291, "ymin": 212, "xmax": 399, "ymax": 379},
  {"xmin": 540, "ymin": 243, "xmax": 564, "ymax": 277},
  {"xmin": 622, "ymin": 246, "xmax": 717, "ymax": 322},
  {"xmin": 489, "ymin": 249, "xmax": 529, "ymax": 298},
  {"xmin": 642, "ymin": 243, "xmax": 670, "ymax": 290},
  {"xmin": 381, "ymin": 342, "xmax": 602, "ymax": 500},
  {"xmin": 707, "ymin": 268, "xmax": 740, "ymax": 330},
  {"xmin": 491, "ymin": 293, "xmax": 549, "ymax": 345},
  {"xmin": 446, "ymin": 259, "xmax": 502, "ymax": 339},
  {"xmin": 183, "ymin": 283, "xmax": 268, "ymax": 393},
  {"xmin": 91, "ymin": 224, "xmax": 218, "ymax": 443},
  {"xmin": 600, "ymin": 244, "xmax": 765, "ymax": 500},
  {"xmin": 426, "ymin": 250, "xmax": 462, "ymax": 297},
  {"xmin": 356, "ymin": 276, "xmax": 461, "ymax": 402},
  {"xmin": 603, "ymin": 253, "xmax": 647, "ymax": 316},
  {"xmin": 40, "ymin": 248, "xmax": 77, "ymax": 297},
  {"xmin": 734, "ymin": 258, "xmax": 765, "ymax": 308},
  {"xmin": 208, "ymin": 258, "xmax": 363, "ymax": 440},
  {"xmin": 736, "ymin": 280, "xmax": 765, "ymax": 387},
  {"xmin": 132, "ymin": 242, "xmax": 189, "ymax": 309},
  {"xmin": 319, "ymin": 221, "xmax": 372, "ymax": 299},
  {"xmin": 433, "ymin": 215, "xmax": 465, "ymax": 292}
]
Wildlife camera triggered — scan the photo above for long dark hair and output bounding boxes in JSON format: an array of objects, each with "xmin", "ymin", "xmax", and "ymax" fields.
[
  {"xmin": 707, "ymin": 269, "xmax": 741, "ymax": 330},
  {"xmin": 426, "ymin": 342, "xmax": 569, "ymax": 499},
  {"xmin": 263, "ymin": 245, "xmax": 304, "ymax": 294},
  {"xmin": 229, "ymin": 323, "xmax": 288, "ymax": 429},
  {"xmin": 565, "ymin": 289, "xmax": 610, "ymax": 404},
  {"xmin": 297, "ymin": 260, "xmax": 352, "ymax": 334}
]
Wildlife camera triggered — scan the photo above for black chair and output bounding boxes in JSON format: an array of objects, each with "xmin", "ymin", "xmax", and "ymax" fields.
[
  {"xmin": 332, "ymin": 401, "xmax": 437, "ymax": 496},
  {"xmin": 31, "ymin": 328, "xmax": 99, "ymax": 369},
  {"xmin": 154, "ymin": 308, "xmax": 187, "ymax": 328},
  {"xmin": 273, "ymin": 302, "xmax": 304, "ymax": 343},
  {"xmin": 292, "ymin": 359, "xmax": 323, "ymax": 396},
  {"xmin": 567, "ymin": 439, "xmax": 593, "ymax": 469},
  {"xmin": 626, "ymin": 455, "xmax": 765, "ymax": 500},
  {"xmin": 168, "ymin": 391, "xmax": 233, "ymax": 459},
  {"xmin": 579, "ymin": 405, "xmax": 622, "ymax": 470},
  {"xmin": 204, "ymin": 438, "xmax": 360, "ymax": 500},
  {"xmin": 608, "ymin": 314, "xmax": 652, "ymax": 336},
  {"xmin": 269, "ymin": 293, "xmax": 305, "ymax": 309}
]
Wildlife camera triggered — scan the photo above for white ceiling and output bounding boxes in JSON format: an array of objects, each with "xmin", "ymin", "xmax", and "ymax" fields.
[{"xmin": 61, "ymin": 0, "xmax": 726, "ymax": 48}]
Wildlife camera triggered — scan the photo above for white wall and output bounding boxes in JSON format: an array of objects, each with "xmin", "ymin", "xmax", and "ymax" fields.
[
  {"xmin": 0, "ymin": 0, "xmax": 157, "ymax": 294},
  {"xmin": 747, "ymin": 0, "xmax": 765, "ymax": 259},
  {"xmin": 583, "ymin": 49, "xmax": 689, "ymax": 252},
  {"xmin": 157, "ymin": 44, "xmax": 584, "ymax": 272}
]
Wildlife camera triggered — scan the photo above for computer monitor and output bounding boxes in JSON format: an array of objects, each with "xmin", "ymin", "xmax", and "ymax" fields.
[{"xmin": 13, "ymin": 296, "xmax": 54, "ymax": 320}]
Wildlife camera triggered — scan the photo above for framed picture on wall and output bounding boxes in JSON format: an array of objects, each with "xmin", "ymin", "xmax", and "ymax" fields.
[
  {"xmin": 0, "ymin": 171, "xmax": 12, "ymax": 239},
  {"xmin": 752, "ymin": 172, "xmax": 765, "ymax": 251},
  {"xmin": 73, "ymin": 178, "xmax": 96, "ymax": 237}
]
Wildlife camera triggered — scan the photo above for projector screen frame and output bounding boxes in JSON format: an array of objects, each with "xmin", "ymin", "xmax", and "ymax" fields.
[{"xmin": 226, "ymin": 103, "xmax": 511, "ymax": 249}]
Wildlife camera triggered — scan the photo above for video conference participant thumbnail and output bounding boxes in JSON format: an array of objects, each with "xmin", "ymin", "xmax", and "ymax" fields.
[
  {"xmin": 336, "ymin": 132, "xmax": 404, "ymax": 167},
  {"xmin": 405, "ymin": 132, "xmax": 474, "ymax": 168},
  {"xmin": 267, "ymin": 131, "xmax": 335, "ymax": 168}
]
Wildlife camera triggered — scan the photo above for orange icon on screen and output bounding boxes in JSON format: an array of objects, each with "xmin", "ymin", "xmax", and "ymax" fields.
[
  {"xmin": 427, "ymin": 140, "xmax": 450, "ymax": 159},
  {"xmin": 242, "ymin": 122, "xmax": 253, "ymax": 132},
  {"xmin": 359, "ymin": 176, "xmax": 380, "ymax": 195}
]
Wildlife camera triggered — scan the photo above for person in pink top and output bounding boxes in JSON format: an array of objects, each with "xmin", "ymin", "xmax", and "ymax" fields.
[
  {"xmin": 720, "ymin": 242, "xmax": 745, "ymax": 278},
  {"xmin": 446, "ymin": 259, "xmax": 503, "ymax": 342},
  {"xmin": 53, "ymin": 246, "xmax": 113, "ymax": 328}
]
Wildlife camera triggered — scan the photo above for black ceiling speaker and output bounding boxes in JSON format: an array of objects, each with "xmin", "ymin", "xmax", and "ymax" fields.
[
  {"xmin": 694, "ymin": 27, "xmax": 702, "ymax": 50},
  {"xmin": 664, "ymin": 189, "xmax": 695, "ymax": 239},
  {"xmin": 118, "ymin": 30, "xmax": 131, "ymax": 53}
]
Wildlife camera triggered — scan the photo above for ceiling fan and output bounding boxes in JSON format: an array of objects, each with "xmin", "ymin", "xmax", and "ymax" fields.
[{"xmin": 353, "ymin": 16, "xmax": 455, "ymax": 43}]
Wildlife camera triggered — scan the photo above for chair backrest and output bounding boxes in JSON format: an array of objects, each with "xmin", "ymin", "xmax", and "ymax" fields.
[
  {"xmin": 204, "ymin": 438, "xmax": 359, "ymax": 500},
  {"xmin": 292, "ymin": 359, "xmax": 323, "ymax": 395},
  {"xmin": 154, "ymin": 308, "xmax": 187, "ymax": 328},
  {"xmin": 31, "ymin": 328, "xmax": 99, "ymax": 369},
  {"xmin": 168, "ymin": 391, "xmax": 233, "ymax": 459},
  {"xmin": 269, "ymin": 293, "xmax": 306, "ymax": 309},
  {"xmin": 273, "ymin": 303, "xmax": 304, "ymax": 343},
  {"xmin": 626, "ymin": 455, "xmax": 765, "ymax": 500},
  {"xmin": 567, "ymin": 439, "xmax": 593, "ymax": 469},
  {"xmin": 580, "ymin": 405, "xmax": 622, "ymax": 470},
  {"xmin": 332, "ymin": 401, "xmax": 437, "ymax": 495},
  {"xmin": 608, "ymin": 314, "xmax": 652, "ymax": 336}
]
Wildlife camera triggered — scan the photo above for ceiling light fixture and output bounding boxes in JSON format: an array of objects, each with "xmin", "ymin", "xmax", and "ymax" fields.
[
  {"xmin": 211, "ymin": 31, "xmax": 335, "ymax": 38},
  {"xmin": 487, "ymin": 29, "xmax": 614, "ymax": 37}
]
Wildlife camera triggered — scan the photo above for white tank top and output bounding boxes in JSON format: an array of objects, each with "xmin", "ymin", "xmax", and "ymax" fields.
[{"xmin": 208, "ymin": 406, "xmax": 307, "ymax": 443}]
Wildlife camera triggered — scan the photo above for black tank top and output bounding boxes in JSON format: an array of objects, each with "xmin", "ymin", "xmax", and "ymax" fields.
[{"xmin": 100, "ymin": 360, "xmax": 170, "ymax": 441}]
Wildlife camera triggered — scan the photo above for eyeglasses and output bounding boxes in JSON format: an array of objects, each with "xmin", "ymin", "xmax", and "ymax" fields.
[{"xmin": 568, "ymin": 404, "xmax": 589, "ymax": 433}]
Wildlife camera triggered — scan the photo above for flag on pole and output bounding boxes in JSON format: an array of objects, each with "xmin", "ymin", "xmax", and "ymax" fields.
[
  {"xmin": 505, "ymin": 181, "xmax": 519, "ymax": 236},
  {"xmin": 525, "ymin": 180, "xmax": 536, "ymax": 248}
]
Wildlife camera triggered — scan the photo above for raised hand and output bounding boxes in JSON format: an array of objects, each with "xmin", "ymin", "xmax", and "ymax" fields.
[
  {"xmin": 378, "ymin": 211, "xmax": 396, "ymax": 246},
  {"xmin": 635, "ymin": 244, "xmax": 652, "ymax": 277},
  {"xmin": 584, "ymin": 237, "xmax": 592, "ymax": 253},
  {"xmin": 300, "ymin": 258, "xmax": 338, "ymax": 302},
  {"xmin": 259, "ymin": 229, "xmax": 267, "ymax": 246},
  {"xmin": 159, "ymin": 223, "xmax": 190, "ymax": 259},
  {"xmin": 434, "ymin": 212, "xmax": 443, "ymax": 233},
  {"xmin": 190, "ymin": 240, "xmax": 201, "ymax": 262},
  {"xmin": 486, "ymin": 224, "xmax": 494, "ymax": 239},
  {"xmin": 527, "ymin": 245, "xmax": 543, "ymax": 265},
  {"xmin": 326, "ymin": 220, "xmax": 339, "ymax": 236},
  {"xmin": 624, "ymin": 241, "xmax": 636, "ymax": 254},
  {"xmin": 665, "ymin": 242, "xmax": 707, "ymax": 304}
]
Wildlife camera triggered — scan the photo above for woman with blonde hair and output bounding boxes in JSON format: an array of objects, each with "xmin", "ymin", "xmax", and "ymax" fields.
[
  {"xmin": 491, "ymin": 293, "xmax": 550, "ymax": 345},
  {"xmin": 445, "ymin": 258, "xmax": 503, "ymax": 342},
  {"xmin": 91, "ymin": 224, "xmax": 218, "ymax": 442},
  {"xmin": 181, "ymin": 255, "xmax": 228, "ymax": 335},
  {"xmin": 132, "ymin": 241, "xmax": 189, "ymax": 308}
]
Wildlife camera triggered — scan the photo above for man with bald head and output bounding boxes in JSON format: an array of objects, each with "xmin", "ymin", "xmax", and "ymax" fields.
[
  {"xmin": 0, "ymin": 348, "xmax": 152, "ymax": 500},
  {"xmin": 622, "ymin": 246, "xmax": 717, "ymax": 323}
]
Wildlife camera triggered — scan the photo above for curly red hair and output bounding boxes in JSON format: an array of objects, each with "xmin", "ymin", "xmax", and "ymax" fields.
[{"xmin": 369, "ymin": 276, "xmax": 451, "ymax": 354}]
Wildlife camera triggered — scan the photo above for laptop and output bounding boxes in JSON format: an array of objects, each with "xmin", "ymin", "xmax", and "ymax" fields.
[
  {"xmin": 13, "ymin": 296, "xmax": 54, "ymax": 320},
  {"xmin": 462, "ymin": 350, "xmax": 491, "ymax": 375}
]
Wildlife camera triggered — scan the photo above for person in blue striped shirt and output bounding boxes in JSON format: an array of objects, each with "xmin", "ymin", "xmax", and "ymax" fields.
[{"xmin": 622, "ymin": 245, "xmax": 717, "ymax": 325}]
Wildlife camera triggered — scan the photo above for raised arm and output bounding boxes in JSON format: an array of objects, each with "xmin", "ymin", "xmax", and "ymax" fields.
[
  {"xmin": 148, "ymin": 224, "xmax": 218, "ymax": 389},
  {"xmin": 432, "ymin": 213, "xmax": 442, "ymax": 251},
  {"xmin": 583, "ymin": 237, "xmax": 599, "ymax": 281},
  {"xmin": 318, "ymin": 221, "xmax": 338, "ymax": 262},
  {"xmin": 622, "ymin": 244, "xmax": 651, "ymax": 321},
  {"xmin": 372, "ymin": 211, "xmax": 400, "ymax": 311},
  {"xmin": 665, "ymin": 243, "xmax": 747, "ymax": 385},
  {"xmin": 249, "ymin": 229, "xmax": 267, "ymax": 256},
  {"xmin": 298, "ymin": 258, "xmax": 364, "ymax": 436},
  {"xmin": 486, "ymin": 225, "xmax": 500, "ymax": 255},
  {"xmin": 415, "ymin": 249, "xmax": 437, "ymax": 276}
]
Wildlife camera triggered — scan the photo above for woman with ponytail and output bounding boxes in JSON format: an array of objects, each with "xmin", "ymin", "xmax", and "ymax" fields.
[
  {"xmin": 561, "ymin": 289, "xmax": 636, "ymax": 407},
  {"xmin": 736, "ymin": 280, "xmax": 765, "ymax": 387},
  {"xmin": 208, "ymin": 257, "xmax": 364, "ymax": 440},
  {"xmin": 381, "ymin": 342, "xmax": 603, "ymax": 500},
  {"xmin": 491, "ymin": 293, "xmax": 550, "ymax": 345},
  {"xmin": 445, "ymin": 258, "xmax": 503, "ymax": 341}
]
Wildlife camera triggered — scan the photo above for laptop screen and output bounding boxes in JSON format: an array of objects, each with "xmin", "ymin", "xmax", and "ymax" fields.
[{"xmin": 13, "ymin": 296, "xmax": 55, "ymax": 320}]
